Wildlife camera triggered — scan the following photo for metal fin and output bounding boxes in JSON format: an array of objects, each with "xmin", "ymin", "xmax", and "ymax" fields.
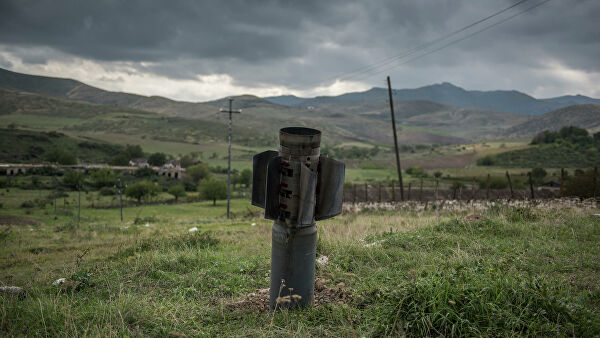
[
  {"xmin": 251, "ymin": 150, "xmax": 279, "ymax": 208},
  {"xmin": 298, "ymin": 164, "xmax": 317, "ymax": 225},
  {"xmin": 315, "ymin": 156, "xmax": 345, "ymax": 221},
  {"xmin": 264, "ymin": 156, "xmax": 282, "ymax": 220}
]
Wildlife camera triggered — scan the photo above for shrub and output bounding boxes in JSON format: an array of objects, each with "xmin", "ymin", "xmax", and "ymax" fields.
[
  {"xmin": 148, "ymin": 152, "xmax": 167, "ymax": 166},
  {"xmin": 20, "ymin": 200, "xmax": 35, "ymax": 208},
  {"xmin": 91, "ymin": 168, "xmax": 117, "ymax": 188},
  {"xmin": 565, "ymin": 169, "xmax": 597, "ymax": 198},
  {"xmin": 186, "ymin": 163, "xmax": 211, "ymax": 182},
  {"xmin": 44, "ymin": 148, "xmax": 77, "ymax": 165},
  {"xmin": 99, "ymin": 187, "xmax": 116, "ymax": 196},
  {"xmin": 134, "ymin": 167, "xmax": 156, "ymax": 178},
  {"xmin": 477, "ymin": 155, "xmax": 495, "ymax": 166},
  {"xmin": 62, "ymin": 170, "xmax": 84, "ymax": 190}
]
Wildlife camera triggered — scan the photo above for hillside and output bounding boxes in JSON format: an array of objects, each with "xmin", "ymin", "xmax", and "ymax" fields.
[
  {"xmin": 0, "ymin": 68, "xmax": 216, "ymax": 119},
  {"xmin": 266, "ymin": 82, "xmax": 600, "ymax": 115},
  {"xmin": 503, "ymin": 104, "xmax": 600, "ymax": 137},
  {"xmin": 0, "ymin": 128, "xmax": 122, "ymax": 163}
]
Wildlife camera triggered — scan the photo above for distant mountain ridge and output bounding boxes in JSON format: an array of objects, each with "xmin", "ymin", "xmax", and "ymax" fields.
[
  {"xmin": 503, "ymin": 104, "xmax": 600, "ymax": 137},
  {"xmin": 266, "ymin": 82, "xmax": 600, "ymax": 115}
]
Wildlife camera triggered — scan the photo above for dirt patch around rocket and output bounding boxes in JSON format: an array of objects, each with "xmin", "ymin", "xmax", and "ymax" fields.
[
  {"xmin": 226, "ymin": 278, "xmax": 350, "ymax": 312},
  {"xmin": 0, "ymin": 215, "xmax": 42, "ymax": 226}
]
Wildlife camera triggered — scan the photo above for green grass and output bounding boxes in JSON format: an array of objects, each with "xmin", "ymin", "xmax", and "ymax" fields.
[{"xmin": 1, "ymin": 188, "xmax": 599, "ymax": 336}]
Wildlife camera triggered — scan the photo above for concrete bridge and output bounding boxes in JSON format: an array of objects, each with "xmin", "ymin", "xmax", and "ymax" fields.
[{"xmin": 0, "ymin": 163, "xmax": 185, "ymax": 180}]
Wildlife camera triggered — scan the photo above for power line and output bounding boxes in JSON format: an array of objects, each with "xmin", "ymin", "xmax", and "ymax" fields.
[
  {"xmin": 314, "ymin": 0, "xmax": 532, "ymax": 86},
  {"xmin": 354, "ymin": 0, "xmax": 552, "ymax": 81}
]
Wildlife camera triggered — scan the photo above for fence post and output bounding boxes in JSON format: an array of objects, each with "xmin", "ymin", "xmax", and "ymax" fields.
[
  {"xmin": 560, "ymin": 168, "xmax": 565, "ymax": 197},
  {"xmin": 378, "ymin": 182, "xmax": 382, "ymax": 203},
  {"xmin": 528, "ymin": 172, "xmax": 535, "ymax": 200},
  {"xmin": 452, "ymin": 179, "xmax": 457, "ymax": 200},
  {"xmin": 407, "ymin": 182, "xmax": 412, "ymax": 200},
  {"xmin": 364, "ymin": 183, "xmax": 368, "ymax": 202},
  {"xmin": 593, "ymin": 167, "xmax": 597, "ymax": 199},
  {"xmin": 391, "ymin": 180, "xmax": 396, "ymax": 202},
  {"xmin": 506, "ymin": 171, "xmax": 514, "ymax": 199},
  {"xmin": 353, "ymin": 184, "xmax": 357, "ymax": 204},
  {"xmin": 419, "ymin": 177, "xmax": 423, "ymax": 202},
  {"xmin": 434, "ymin": 179, "xmax": 439, "ymax": 201},
  {"xmin": 486, "ymin": 174, "xmax": 491, "ymax": 200}
]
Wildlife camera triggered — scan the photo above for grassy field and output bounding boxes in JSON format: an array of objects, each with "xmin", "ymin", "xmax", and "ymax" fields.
[{"xmin": 1, "ymin": 187, "xmax": 599, "ymax": 336}]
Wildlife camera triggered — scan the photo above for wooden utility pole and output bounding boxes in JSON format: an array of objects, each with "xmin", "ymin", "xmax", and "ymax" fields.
[
  {"xmin": 528, "ymin": 172, "xmax": 535, "ymax": 200},
  {"xmin": 506, "ymin": 171, "xmax": 514, "ymax": 199},
  {"xmin": 387, "ymin": 76, "xmax": 404, "ymax": 200},
  {"xmin": 77, "ymin": 184, "xmax": 81, "ymax": 226},
  {"xmin": 220, "ymin": 98, "xmax": 241, "ymax": 219},
  {"xmin": 118, "ymin": 178, "xmax": 124, "ymax": 222}
]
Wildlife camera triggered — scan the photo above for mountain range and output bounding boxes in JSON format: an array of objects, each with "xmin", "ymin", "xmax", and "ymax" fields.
[
  {"xmin": 1, "ymin": 67, "xmax": 599, "ymax": 146},
  {"xmin": 266, "ymin": 82, "xmax": 600, "ymax": 115}
]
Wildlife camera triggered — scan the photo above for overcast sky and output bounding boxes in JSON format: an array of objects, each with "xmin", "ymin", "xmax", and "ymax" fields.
[{"xmin": 0, "ymin": 0, "xmax": 598, "ymax": 102}]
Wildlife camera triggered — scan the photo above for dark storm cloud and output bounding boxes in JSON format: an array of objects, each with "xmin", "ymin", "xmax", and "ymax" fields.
[{"xmin": 0, "ymin": 0, "xmax": 599, "ymax": 93}]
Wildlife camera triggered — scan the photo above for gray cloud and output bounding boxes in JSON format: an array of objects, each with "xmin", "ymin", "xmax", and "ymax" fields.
[{"xmin": 0, "ymin": 0, "xmax": 599, "ymax": 98}]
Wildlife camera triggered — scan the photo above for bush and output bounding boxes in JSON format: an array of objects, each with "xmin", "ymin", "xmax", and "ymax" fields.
[
  {"xmin": 477, "ymin": 155, "xmax": 495, "ymax": 166},
  {"xmin": 186, "ymin": 163, "xmax": 211, "ymax": 182},
  {"xmin": 198, "ymin": 178, "xmax": 227, "ymax": 206},
  {"xmin": 565, "ymin": 169, "xmax": 597, "ymax": 198},
  {"xmin": 148, "ymin": 152, "xmax": 167, "ymax": 166},
  {"xmin": 134, "ymin": 167, "xmax": 156, "ymax": 178},
  {"xmin": 99, "ymin": 187, "xmax": 116, "ymax": 196},
  {"xmin": 405, "ymin": 166, "xmax": 427, "ymax": 177},
  {"xmin": 20, "ymin": 200, "xmax": 35, "ymax": 208},
  {"xmin": 62, "ymin": 170, "xmax": 84, "ymax": 190},
  {"xmin": 91, "ymin": 168, "xmax": 117, "ymax": 188},
  {"xmin": 44, "ymin": 148, "xmax": 77, "ymax": 165},
  {"xmin": 478, "ymin": 177, "xmax": 508, "ymax": 190}
]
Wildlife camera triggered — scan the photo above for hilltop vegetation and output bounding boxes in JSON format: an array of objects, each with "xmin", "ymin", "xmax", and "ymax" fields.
[
  {"xmin": 0, "ymin": 128, "xmax": 123, "ymax": 163},
  {"xmin": 479, "ymin": 126, "xmax": 600, "ymax": 168},
  {"xmin": 504, "ymin": 104, "xmax": 600, "ymax": 137}
]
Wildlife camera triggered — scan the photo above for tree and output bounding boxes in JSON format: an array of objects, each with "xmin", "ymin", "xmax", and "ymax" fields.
[
  {"xmin": 44, "ymin": 148, "xmax": 77, "ymax": 165},
  {"xmin": 186, "ymin": 163, "xmax": 211, "ymax": 182},
  {"xmin": 62, "ymin": 170, "xmax": 84, "ymax": 190},
  {"xmin": 531, "ymin": 167, "xmax": 547, "ymax": 184},
  {"xmin": 148, "ymin": 152, "xmax": 167, "ymax": 166},
  {"xmin": 179, "ymin": 155, "xmax": 195, "ymax": 168},
  {"xmin": 433, "ymin": 171, "xmax": 443, "ymax": 178},
  {"xmin": 125, "ymin": 180, "xmax": 161, "ymax": 203},
  {"xmin": 134, "ymin": 167, "xmax": 156, "ymax": 178},
  {"xmin": 91, "ymin": 168, "xmax": 117, "ymax": 188},
  {"xmin": 198, "ymin": 178, "xmax": 226, "ymax": 206},
  {"xmin": 125, "ymin": 144, "xmax": 144, "ymax": 159},
  {"xmin": 168, "ymin": 185, "xmax": 186, "ymax": 202},
  {"xmin": 237, "ymin": 168, "xmax": 252, "ymax": 187},
  {"xmin": 109, "ymin": 153, "xmax": 130, "ymax": 166}
]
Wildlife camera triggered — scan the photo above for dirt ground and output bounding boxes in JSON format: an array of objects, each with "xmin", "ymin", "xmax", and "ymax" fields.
[{"xmin": 226, "ymin": 278, "xmax": 349, "ymax": 312}]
